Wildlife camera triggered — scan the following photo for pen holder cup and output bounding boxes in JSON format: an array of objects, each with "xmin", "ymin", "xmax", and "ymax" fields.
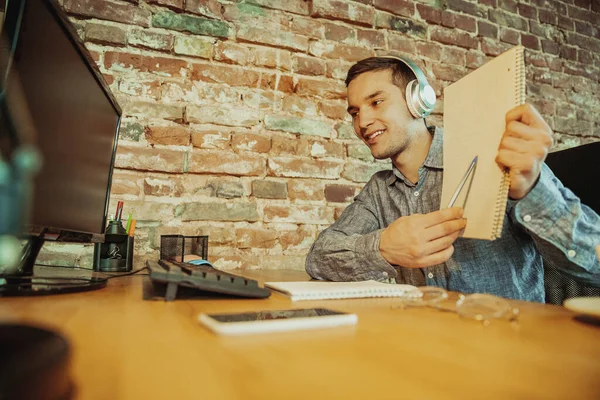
[
  {"xmin": 160, "ymin": 235, "xmax": 208, "ymax": 262},
  {"xmin": 93, "ymin": 221, "xmax": 134, "ymax": 272}
]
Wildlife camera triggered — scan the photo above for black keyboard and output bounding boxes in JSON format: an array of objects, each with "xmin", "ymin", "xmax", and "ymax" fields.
[{"xmin": 147, "ymin": 259, "xmax": 271, "ymax": 301}]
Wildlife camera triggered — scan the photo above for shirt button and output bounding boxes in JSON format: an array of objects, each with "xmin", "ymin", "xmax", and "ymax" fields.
[
  {"xmin": 567, "ymin": 249, "xmax": 576, "ymax": 258},
  {"xmin": 414, "ymin": 191, "xmax": 419, "ymax": 196},
  {"xmin": 383, "ymin": 271, "xmax": 389, "ymax": 277},
  {"xmin": 427, "ymin": 272, "xmax": 434, "ymax": 279},
  {"xmin": 523, "ymin": 215, "xmax": 532, "ymax": 222}
]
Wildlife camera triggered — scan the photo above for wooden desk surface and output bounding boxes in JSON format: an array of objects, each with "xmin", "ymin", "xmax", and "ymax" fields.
[{"xmin": 1, "ymin": 270, "xmax": 600, "ymax": 400}]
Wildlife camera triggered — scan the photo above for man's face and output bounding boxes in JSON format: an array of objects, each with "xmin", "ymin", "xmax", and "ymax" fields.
[{"xmin": 346, "ymin": 69, "xmax": 416, "ymax": 160}]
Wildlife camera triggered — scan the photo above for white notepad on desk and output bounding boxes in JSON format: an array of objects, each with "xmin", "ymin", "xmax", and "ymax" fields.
[{"xmin": 265, "ymin": 280, "xmax": 421, "ymax": 301}]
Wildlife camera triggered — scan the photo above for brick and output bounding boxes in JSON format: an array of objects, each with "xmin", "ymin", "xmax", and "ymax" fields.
[
  {"xmin": 578, "ymin": 49, "xmax": 594, "ymax": 64},
  {"xmin": 191, "ymin": 63, "xmax": 260, "ymax": 87},
  {"xmin": 231, "ymin": 133, "xmax": 271, "ymax": 153},
  {"xmin": 430, "ymin": 26, "xmax": 478, "ymax": 49},
  {"xmin": 529, "ymin": 21, "xmax": 549, "ymax": 38},
  {"xmin": 357, "ymin": 29, "xmax": 386, "ymax": 48},
  {"xmin": 478, "ymin": 21, "xmax": 498, "ymax": 39},
  {"xmin": 114, "ymin": 143, "xmax": 186, "ymax": 173},
  {"xmin": 525, "ymin": 52, "xmax": 548, "ymax": 68},
  {"xmin": 288, "ymin": 180, "xmax": 325, "ymax": 201},
  {"xmin": 309, "ymin": 41, "xmax": 374, "ymax": 63},
  {"xmin": 252, "ymin": 180, "xmax": 288, "ymax": 199},
  {"xmin": 488, "ymin": 9, "xmax": 528, "ymax": 31},
  {"xmin": 119, "ymin": 119, "xmax": 144, "ymax": 141},
  {"xmin": 63, "ymin": 0, "xmax": 151, "ymax": 27},
  {"xmin": 185, "ymin": 0, "xmax": 223, "ymax": 19},
  {"xmin": 557, "ymin": 15, "xmax": 574, "ymax": 31},
  {"xmin": 318, "ymin": 100, "xmax": 348, "ymax": 120},
  {"xmin": 104, "ymin": 52, "xmax": 187, "ymax": 77},
  {"xmin": 336, "ymin": 123, "xmax": 357, "ymax": 139},
  {"xmin": 110, "ymin": 169, "xmax": 141, "ymax": 196},
  {"xmin": 342, "ymin": 160, "xmax": 390, "ymax": 183},
  {"xmin": 252, "ymin": 47, "xmax": 293, "ymax": 72},
  {"xmin": 119, "ymin": 77, "xmax": 161, "ymax": 99},
  {"xmin": 417, "ymin": 4, "xmax": 442, "ymax": 24},
  {"xmin": 446, "ymin": 0, "xmax": 486, "ymax": 17},
  {"xmin": 521, "ymin": 33, "xmax": 540, "ymax": 50},
  {"xmin": 374, "ymin": 0, "xmax": 414, "ymax": 17},
  {"xmin": 271, "ymin": 135, "xmax": 303, "ymax": 156},
  {"xmin": 126, "ymin": 101, "xmax": 184, "ymax": 121},
  {"xmin": 538, "ymin": 9, "xmax": 557, "ymax": 25},
  {"xmin": 567, "ymin": 32, "xmax": 600, "ymax": 53},
  {"xmin": 242, "ymin": 0, "xmax": 309, "ymax": 15},
  {"xmin": 264, "ymin": 115, "xmax": 331, "ymax": 138},
  {"xmin": 293, "ymin": 55, "xmax": 327, "ymax": 76},
  {"xmin": 309, "ymin": 140, "xmax": 345, "ymax": 158},
  {"xmin": 480, "ymin": 37, "xmax": 513, "ymax": 56},
  {"xmin": 128, "ymin": 28, "xmax": 174, "ymax": 51},
  {"xmin": 209, "ymin": 181, "xmax": 245, "ymax": 198},
  {"xmin": 279, "ymin": 226, "xmax": 316, "ymax": 251},
  {"xmin": 498, "ymin": 0, "xmax": 518, "ymax": 12},
  {"xmin": 236, "ymin": 228, "xmax": 279, "ymax": 249},
  {"xmin": 573, "ymin": 0, "xmax": 591, "ymax": 8},
  {"xmin": 237, "ymin": 25, "xmax": 309, "ymax": 52},
  {"xmin": 388, "ymin": 16, "xmax": 428, "ymax": 39},
  {"xmin": 188, "ymin": 150, "xmax": 266, "ymax": 176},
  {"xmin": 147, "ymin": 0, "xmax": 183, "ymax": 11},
  {"xmin": 145, "ymin": 125, "xmax": 190, "ymax": 146},
  {"xmin": 282, "ymin": 95, "xmax": 319, "ymax": 116},
  {"xmin": 108, "ymin": 200, "xmax": 175, "ymax": 221},
  {"xmin": 263, "ymin": 204, "xmax": 332, "ymax": 224},
  {"xmin": 347, "ymin": 142, "xmax": 373, "ymax": 161},
  {"xmin": 324, "ymin": 22, "xmax": 356, "ymax": 43},
  {"xmin": 560, "ymin": 45, "xmax": 578, "ymax": 61},
  {"xmin": 433, "ymin": 63, "xmax": 466, "ymax": 82},
  {"xmin": 542, "ymin": 39, "xmax": 560, "ymax": 55},
  {"xmin": 389, "ymin": 35, "xmax": 417, "ymax": 54},
  {"xmin": 144, "ymin": 176, "xmax": 184, "ymax": 197},
  {"xmin": 296, "ymin": 78, "xmax": 346, "ymax": 100},
  {"xmin": 290, "ymin": 17, "xmax": 326, "ymax": 39},
  {"xmin": 268, "ymin": 157, "xmax": 343, "ymax": 179},
  {"xmin": 416, "ymin": 42, "xmax": 442, "ymax": 61},
  {"xmin": 500, "ymin": 28, "xmax": 520, "ymax": 45},
  {"xmin": 568, "ymin": 4, "xmax": 599, "ymax": 23},
  {"xmin": 478, "ymin": 0, "xmax": 496, "ymax": 6},
  {"xmin": 175, "ymin": 202, "xmax": 259, "ymax": 222},
  {"xmin": 152, "ymin": 11, "xmax": 230, "ymax": 38},
  {"xmin": 517, "ymin": 3, "xmax": 537, "ymax": 19},
  {"xmin": 441, "ymin": 47, "xmax": 466, "ymax": 66},
  {"xmin": 311, "ymin": 0, "xmax": 375, "ymax": 26},
  {"xmin": 215, "ymin": 42, "xmax": 252, "ymax": 65},
  {"xmin": 187, "ymin": 105, "xmax": 260, "ymax": 127},
  {"xmin": 325, "ymin": 59, "xmax": 353, "ymax": 80},
  {"xmin": 454, "ymin": 14, "xmax": 477, "ymax": 33},
  {"xmin": 325, "ymin": 184, "xmax": 356, "ymax": 203},
  {"xmin": 173, "ymin": 35, "xmax": 214, "ymax": 58},
  {"xmin": 84, "ymin": 23, "xmax": 127, "ymax": 46},
  {"xmin": 574, "ymin": 21, "xmax": 593, "ymax": 36},
  {"xmin": 191, "ymin": 129, "xmax": 231, "ymax": 149}
]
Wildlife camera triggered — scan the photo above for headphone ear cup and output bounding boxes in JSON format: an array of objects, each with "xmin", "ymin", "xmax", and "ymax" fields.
[{"xmin": 405, "ymin": 79, "xmax": 422, "ymax": 119}]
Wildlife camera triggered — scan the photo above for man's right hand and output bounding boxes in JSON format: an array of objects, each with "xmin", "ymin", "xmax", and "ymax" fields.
[{"xmin": 379, "ymin": 207, "xmax": 466, "ymax": 268}]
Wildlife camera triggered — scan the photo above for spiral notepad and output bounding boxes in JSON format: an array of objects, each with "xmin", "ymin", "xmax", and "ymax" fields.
[
  {"xmin": 442, "ymin": 45, "xmax": 526, "ymax": 240},
  {"xmin": 265, "ymin": 280, "xmax": 421, "ymax": 301}
]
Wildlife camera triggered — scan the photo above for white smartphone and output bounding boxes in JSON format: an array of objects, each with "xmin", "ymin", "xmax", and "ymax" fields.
[{"xmin": 198, "ymin": 308, "xmax": 357, "ymax": 336}]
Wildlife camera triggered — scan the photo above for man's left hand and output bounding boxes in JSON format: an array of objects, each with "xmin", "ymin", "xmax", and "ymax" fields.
[{"xmin": 496, "ymin": 103, "xmax": 553, "ymax": 200}]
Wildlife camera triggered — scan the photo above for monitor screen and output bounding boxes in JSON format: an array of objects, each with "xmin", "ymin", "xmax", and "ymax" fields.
[{"xmin": 3, "ymin": 0, "xmax": 121, "ymax": 239}]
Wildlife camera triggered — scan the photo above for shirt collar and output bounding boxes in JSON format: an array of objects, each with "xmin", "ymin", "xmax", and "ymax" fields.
[{"xmin": 385, "ymin": 126, "xmax": 444, "ymax": 186}]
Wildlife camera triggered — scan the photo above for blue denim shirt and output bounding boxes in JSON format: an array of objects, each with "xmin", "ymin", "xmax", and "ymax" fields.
[{"xmin": 305, "ymin": 128, "xmax": 600, "ymax": 302}]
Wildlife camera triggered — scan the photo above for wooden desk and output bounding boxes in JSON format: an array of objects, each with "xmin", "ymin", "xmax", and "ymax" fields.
[{"xmin": 1, "ymin": 270, "xmax": 599, "ymax": 400}]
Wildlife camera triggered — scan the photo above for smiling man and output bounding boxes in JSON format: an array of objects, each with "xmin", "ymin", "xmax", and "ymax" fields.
[{"xmin": 305, "ymin": 56, "xmax": 600, "ymax": 301}]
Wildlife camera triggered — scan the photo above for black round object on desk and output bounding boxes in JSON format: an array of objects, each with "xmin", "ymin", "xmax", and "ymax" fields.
[{"xmin": 0, "ymin": 324, "xmax": 74, "ymax": 400}]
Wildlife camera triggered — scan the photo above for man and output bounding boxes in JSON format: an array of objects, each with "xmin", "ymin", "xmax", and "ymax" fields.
[{"xmin": 305, "ymin": 56, "xmax": 600, "ymax": 302}]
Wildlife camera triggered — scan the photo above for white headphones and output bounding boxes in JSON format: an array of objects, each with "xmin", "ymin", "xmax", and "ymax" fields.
[{"xmin": 381, "ymin": 56, "xmax": 436, "ymax": 119}]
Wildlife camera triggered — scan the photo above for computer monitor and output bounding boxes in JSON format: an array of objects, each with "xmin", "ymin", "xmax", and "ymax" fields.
[{"xmin": 0, "ymin": 0, "xmax": 121, "ymax": 294}]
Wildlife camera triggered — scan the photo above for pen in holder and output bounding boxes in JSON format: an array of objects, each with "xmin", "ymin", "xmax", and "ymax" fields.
[{"xmin": 93, "ymin": 220, "xmax": 134, "ymax": 272}]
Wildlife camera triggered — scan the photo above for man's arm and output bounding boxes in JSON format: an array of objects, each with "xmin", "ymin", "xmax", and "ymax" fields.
[{"xmin": 508, "ymin": 164, "xmax": 600, "ymax": 285}]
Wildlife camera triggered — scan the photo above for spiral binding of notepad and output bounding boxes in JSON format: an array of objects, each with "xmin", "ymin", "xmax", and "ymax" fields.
[{"xmin": 492, "ymin": 46, "xmax": 525, "ymax": 240}]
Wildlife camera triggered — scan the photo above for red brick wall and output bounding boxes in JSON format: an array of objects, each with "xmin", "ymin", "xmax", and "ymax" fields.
[{"xmin": 44, "ymin": 0, "xmax": 600, "ymax": 270}]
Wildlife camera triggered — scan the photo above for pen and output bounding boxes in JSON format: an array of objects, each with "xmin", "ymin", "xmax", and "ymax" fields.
[
  {"xmin": 125, "ymin": 212, "xmax": 132, "ymax": 232},
  {"xmin": 128, "ymin": 219, "xmax": 136, "ymax": 237},
  {"xmin": 115, "ymin": 201, "xmax": 123, "ymax": 221},
  {"xmin": 447, "ymin": 156, "xmax": 478, "ymax": 208}
]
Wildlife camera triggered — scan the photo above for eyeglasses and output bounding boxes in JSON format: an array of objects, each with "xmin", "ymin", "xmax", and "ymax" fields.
[{"xmin": 392, "ymin": 286, "xmax": 520, "ymax": 326}]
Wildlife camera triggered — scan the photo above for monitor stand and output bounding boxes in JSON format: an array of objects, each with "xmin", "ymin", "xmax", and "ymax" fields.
[{"xmin": 0, "ymin": 234, "xmax": 107, "ymax": 296}]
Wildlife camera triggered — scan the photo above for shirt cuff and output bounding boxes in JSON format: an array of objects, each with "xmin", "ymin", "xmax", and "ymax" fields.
[{"xmin": 354, "ymin": 229, "xmax": 398, "ymax": 282}]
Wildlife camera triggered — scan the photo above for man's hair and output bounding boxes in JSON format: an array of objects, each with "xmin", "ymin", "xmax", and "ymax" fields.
[{"xmin": 344, "ymin": 57, "xmax": 417, "ymax": 90}]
